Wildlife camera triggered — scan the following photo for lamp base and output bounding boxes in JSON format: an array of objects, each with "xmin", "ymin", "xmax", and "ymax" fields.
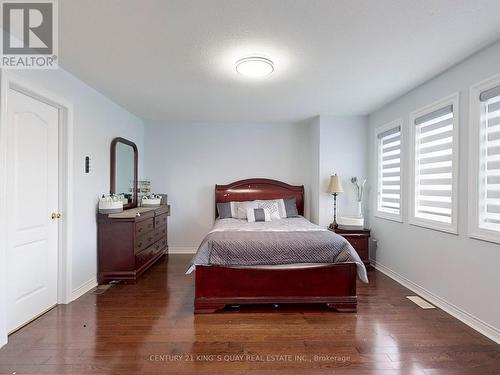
[{"xmin": 328, "ymin": 222, "xmax": 338, "ymax": 230}]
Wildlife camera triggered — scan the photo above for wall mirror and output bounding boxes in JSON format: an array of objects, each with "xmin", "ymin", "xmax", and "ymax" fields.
[{"xmin": 110, "ymin": 137, "xmax": 138, "ymax": 209}]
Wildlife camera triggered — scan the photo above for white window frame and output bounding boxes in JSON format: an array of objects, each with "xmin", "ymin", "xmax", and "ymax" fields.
[
  {"xmin": 408, "ymin": 93, "xmax": 459, "ymax": 234},
  {"xmin": 469, "ymin": 73, "xmax": 500, "ymax": 244},
  {"xmin": 374, "ymin": 119, "xmax": 403, "ymax": 222}
]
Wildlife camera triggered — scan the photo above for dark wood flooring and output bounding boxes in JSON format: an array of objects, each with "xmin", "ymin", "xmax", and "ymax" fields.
[{"xmin": 0, "ymin": 255, "xmax": 498, "ymax": 374}]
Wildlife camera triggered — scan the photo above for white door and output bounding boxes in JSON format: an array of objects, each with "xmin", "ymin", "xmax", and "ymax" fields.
[{"xmin": 6, "ymin": 88, "xmax": 59, "ymax": 333}]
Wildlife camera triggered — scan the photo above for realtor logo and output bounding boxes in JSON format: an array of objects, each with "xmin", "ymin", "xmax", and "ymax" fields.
[{"xmin": 1, "ymin": 0, "xmax": 58, "ymax": 69}]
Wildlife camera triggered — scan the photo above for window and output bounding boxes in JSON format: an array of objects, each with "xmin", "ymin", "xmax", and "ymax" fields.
[
  {"xmin": 469, "ymin": 75, "xmax": 500, "ymax": 243},
  {"xmin": 375, "ymin": 120, "xmax": 402, "ymax": 221},
  {"xmin": 409, "ymin": 94, "xmax": 459, "ymax": 233}
]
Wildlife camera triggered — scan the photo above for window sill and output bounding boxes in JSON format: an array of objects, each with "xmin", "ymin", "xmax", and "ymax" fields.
[
  {"xmin": 469, "ymin": 229, "xmax": 500, "ymax": 245},
  {"xmin": 374, "ymin": 212, "xmax": 403, "ymax": 223},
  {"xmin": 408, "ymin": 217, "xmax": 458, "ymax": 235}
]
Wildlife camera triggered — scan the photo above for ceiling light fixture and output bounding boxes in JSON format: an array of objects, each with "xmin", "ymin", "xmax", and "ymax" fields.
[{"xmin": 235, "ymin": 56, "xmax": 274, "ymax": 77}]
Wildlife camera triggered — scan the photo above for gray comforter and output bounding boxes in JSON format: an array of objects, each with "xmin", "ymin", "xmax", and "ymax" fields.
[{"xmin": 187, "ymin": 217, "xmax": 368, "ymax": 282}]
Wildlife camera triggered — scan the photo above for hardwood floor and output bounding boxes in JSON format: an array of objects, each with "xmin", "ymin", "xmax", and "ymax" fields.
[{"xmin": 0, "ymin": 255, "xmax": 498, "ymax": 374}]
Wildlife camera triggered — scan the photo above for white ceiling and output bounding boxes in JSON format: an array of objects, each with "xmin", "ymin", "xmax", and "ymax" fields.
[{"xmin": 59, "ymin": 0, "xmax": 500, "ymax": 123}]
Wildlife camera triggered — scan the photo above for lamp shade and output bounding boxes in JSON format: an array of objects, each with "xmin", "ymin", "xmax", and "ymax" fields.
[{"xmin": 327, "ymin": 174, "xmax": 344, "ymax": 193}]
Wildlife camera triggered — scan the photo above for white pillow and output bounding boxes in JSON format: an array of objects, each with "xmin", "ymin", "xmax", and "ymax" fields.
[
  {"xmin": 232, "ymin": 201, "xmax": 258, "ymax": 219},
  {"xmin": 276, "ymin": 199, "xmax": 287, "ymax": 218},
  {"xmin": 230, "ymin": 199, "xmax": 286, "ymax": 220},
  {"xmin": 255, "ymin": 199, "xmax": 286, "ymax": 220},
  {"xmin": 254, "ymin": 200, "xmax": 281, "ymax": 220},
  {"xmin": 246, "ymin": 208, "xmax": 271, "ymax": 222}
]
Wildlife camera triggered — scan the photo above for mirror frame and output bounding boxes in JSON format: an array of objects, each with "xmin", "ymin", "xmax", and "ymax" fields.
[{"xmin": 110, "ymin": 137, "xmax": 138, "ymax": 209}]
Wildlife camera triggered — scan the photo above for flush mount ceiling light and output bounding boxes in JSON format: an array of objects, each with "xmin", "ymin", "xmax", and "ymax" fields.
[{"xmin": 235, "ymin": 56, "xmax": 274, "ymax": 77}]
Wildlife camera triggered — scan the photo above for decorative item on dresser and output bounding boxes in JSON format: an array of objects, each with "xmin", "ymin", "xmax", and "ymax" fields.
[
  {"xmin": 97, "ymin": 204, "xmax": 170, "ymax": 284},
  {"xmin": 330, "ymin": 227, "xmax": 371, "ymax": 269}
]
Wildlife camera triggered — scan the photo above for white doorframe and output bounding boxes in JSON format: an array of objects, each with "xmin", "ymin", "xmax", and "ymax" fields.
[{"xmin": 0, "ymin": 71, "xmax": 74, "ymax": 347}]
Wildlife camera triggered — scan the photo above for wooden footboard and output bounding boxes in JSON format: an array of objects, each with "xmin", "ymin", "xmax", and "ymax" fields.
[{"xmin": 194, "ymin": 263, "xmax": 357, "ymax": 313}]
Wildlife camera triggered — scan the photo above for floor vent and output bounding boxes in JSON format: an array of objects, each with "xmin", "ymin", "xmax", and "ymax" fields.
[
  {"xmin": 90, "ymin": 285, "xmax": 112, "ymax": 295},
  {"xmin": 406, "ymin": 295, "xmax": 436, "ymax": 309}
]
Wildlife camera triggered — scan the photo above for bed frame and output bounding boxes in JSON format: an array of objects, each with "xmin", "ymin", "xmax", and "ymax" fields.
[{"xmin": 194, "ymin": 178, "xmax": 357, "ymax": 313}]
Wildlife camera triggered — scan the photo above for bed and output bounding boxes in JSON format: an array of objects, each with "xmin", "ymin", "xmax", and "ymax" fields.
[{"xmin": 188, "ymin": 178, "xmax": 368, "ymax": 313}]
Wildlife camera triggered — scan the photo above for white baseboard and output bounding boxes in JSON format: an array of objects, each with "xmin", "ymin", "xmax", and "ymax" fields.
[
  {"xmin": 371, "ymin": 260, "xmax": 500, "ymax": 344},
  {"xmin": 169, "ymin": 246, "xmax": 197, "ymax": 254},
  {"xmin": 71, "ymin": 277, "xmax": 97, "ymax": 301}
]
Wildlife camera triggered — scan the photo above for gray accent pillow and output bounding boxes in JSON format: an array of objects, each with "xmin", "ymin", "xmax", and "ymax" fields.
[
  {"xmin": 284, "ymin": 197, "xmax": 299, "ymax": 217},
  {"xmin": 217, "ymin": 202, "xmax": 232, "ymax": 219},
  {"xmin": 253, "ymin": 208, "xmax": 266, "ymax": 222}
]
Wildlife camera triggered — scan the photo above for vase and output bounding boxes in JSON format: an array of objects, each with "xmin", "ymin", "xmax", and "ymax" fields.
[{"xmin": 356, "ymin": 201, "xmax": 363, "ymax": 218}]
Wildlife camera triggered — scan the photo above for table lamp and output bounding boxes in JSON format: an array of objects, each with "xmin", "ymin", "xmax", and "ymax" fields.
[{"xmin": 327, "ymin": 174, "xmax": 344, "ymax": 229}]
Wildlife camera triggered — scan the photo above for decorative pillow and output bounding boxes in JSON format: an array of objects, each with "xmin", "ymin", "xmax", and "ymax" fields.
[
  {"xmin": 255, "ymin": 200, "xmax": 281, "ymax": 220},
  {"xmin": 246, "ymin": 208, "xmax": 271, "ymax": 222},
  {"xmin": 216, "ymin": 202, "xmax": 232, "ymax": 219},
  {"xmin": 277, "ymin": 199, "xmax": 287, "ymax": 218},
  {"xmin": 221, "ymin": 199, "xmax": 297, "ymax": 219},
  {"xmin": 283, "ymin": 197, "xmax": 299, "ymax": 217},
  {"xmin": 234, "ymin": 201, "xmax": 258, "ymax": 219}
]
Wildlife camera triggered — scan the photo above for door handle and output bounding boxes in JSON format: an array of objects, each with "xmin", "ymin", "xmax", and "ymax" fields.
[{"xmin": 51, "ymin": 212, "xmax": 61, "ymax": 219}]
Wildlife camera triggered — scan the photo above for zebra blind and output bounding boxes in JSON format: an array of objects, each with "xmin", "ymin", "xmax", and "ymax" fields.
[
  {"xmin": 479, "ymin": 87, "xmax": 500, "ymax": 231},
  {"xmin": 414, "ymin": 105, "xmax": 454, "ymax": 223},
  {"xmin": 377, "ymin": 126, "xmax": 401, "ymax": 215}
]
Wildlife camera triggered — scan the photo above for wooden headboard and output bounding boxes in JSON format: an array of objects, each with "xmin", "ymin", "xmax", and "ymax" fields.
[{"xmin": 215, "ymin": 178, "xmax": 304, "ymax": 218}]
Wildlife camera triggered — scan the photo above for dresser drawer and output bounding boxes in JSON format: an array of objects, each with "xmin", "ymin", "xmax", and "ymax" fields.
[
  {"xmin": 346, "ymin": 236, "xmax": 367, "ymax": 249},
  {"xmin": 155, "ymin": 205, "xmax": 169, "ymax": 216},
  {"xmin": 136, "ymin": 237, "xmax": 166, "ymax": 269},
  {"xmin": 153, "ymin": 236, "xmax": 167, "ymax": 255},
  {"xmin": 135, "ymin": 218, "xmax": 154, "ymax": 236},
  {"xmin": 154, "ymin": 213, "xmax": 168, "ymax": 228},
  {"xmin": 153, "ymin": 225, "xmax": 167, "ymax": 242},
  {"xmin": 135, "ymin": 231, "xmax": 155, "ymax": 253},
  {"xmin": 135, "ymin": 244, "xmax": 153, "ymax": 269},
  {"xmin": 344, "ymin": 236, "xmax": 368, "ymax": 261}
]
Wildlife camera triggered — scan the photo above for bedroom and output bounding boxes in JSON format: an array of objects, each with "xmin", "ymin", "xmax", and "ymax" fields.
[{"xmin": 0, "ymin": 0, "xmax": 499, "ymax": 374}]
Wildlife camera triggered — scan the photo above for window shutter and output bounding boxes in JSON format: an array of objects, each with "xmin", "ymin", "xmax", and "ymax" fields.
[
  {"xmin": 480, "ymin": 88, "xmax": 500, "ymax": 230},
  {"xmin": 414, "ymin": 105, "xmax": 454, "ymax": 223},
  {"xmin": 377, "ymin": 126, "xmax": 401, "ymax": 214}
]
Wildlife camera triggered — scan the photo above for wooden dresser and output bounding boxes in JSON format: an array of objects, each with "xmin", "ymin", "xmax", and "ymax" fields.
[
  {"xmin": 97, "ymin": 205, "xmax": 169, "ymax": 284},
  {"xmin": 330, "ymin": 227, "xmax": 371, "ymax": 269}
]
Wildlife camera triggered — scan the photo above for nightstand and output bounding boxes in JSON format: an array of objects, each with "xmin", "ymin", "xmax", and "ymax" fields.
[{"xmin": 330, "ymin": 227, "xmax": 371, "ymax": 269}]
